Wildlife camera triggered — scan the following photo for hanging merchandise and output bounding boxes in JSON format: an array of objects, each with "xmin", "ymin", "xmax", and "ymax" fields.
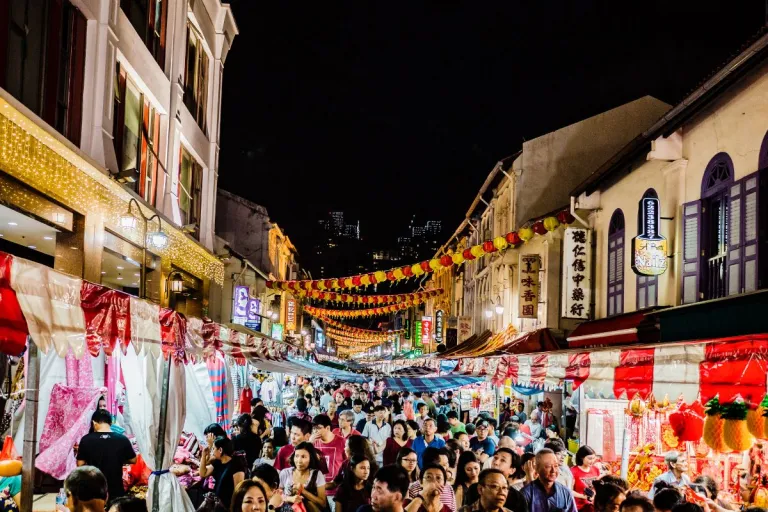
[{"xmin": 265, "ymin": 209, "xmax": 576, "ymax": 291}]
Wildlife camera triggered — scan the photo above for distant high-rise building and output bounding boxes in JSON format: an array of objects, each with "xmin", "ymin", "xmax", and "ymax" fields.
[{"xmin": 311, "ymin": 212, "xmax": 364, "ymax": 277}]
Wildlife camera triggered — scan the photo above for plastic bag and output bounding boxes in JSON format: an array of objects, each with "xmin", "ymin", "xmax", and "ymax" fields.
[
  {"xmin": 0, "ymin": 436, "xmax": 18, "ymax": 461},
  {"xmin": 292, "ymin": 502, "xmax": 307, "ymax": 512}
]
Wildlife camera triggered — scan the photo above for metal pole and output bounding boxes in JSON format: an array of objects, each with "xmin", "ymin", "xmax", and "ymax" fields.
[
  {"xmin": 140, "ymin": 214, "xmax": 147, "ymax": 300},
  {"xmin": 20, "ymin": 340, "xmax": 39, "ymax": 512},
  {"xmin": 151, "ymin": 355, "xmax": 172, "ymax": 512}
]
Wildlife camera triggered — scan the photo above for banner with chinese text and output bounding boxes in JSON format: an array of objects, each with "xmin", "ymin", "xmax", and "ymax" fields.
[
  {"xmin": 518, "ymin": 254, "xmax": 541, "ymax": 318},
  {"xmin": 562, "ymin": 227, "xmax": 592, "ymax": 319}
]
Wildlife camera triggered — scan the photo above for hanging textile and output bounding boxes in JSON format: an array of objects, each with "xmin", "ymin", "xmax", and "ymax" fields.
[
  {"xmin": 65, "ymin": 349, "xmax": 94, "ymax": 388},
  {"xmin": 130, "ymin": 297, "xmax": 161, "ymax": 357},
  {"xmin": 35, "ymin": 385, "xmax": 104, "ymax": 479},
  {"xmin": 10, "ymin": 257, "xmax": 86, "ymax": 358},
  {"xmin": 183, "ymin": 362, "xmax": 216, "ymax": 441},
  {"xmin": 207, "ymin": 352, "xmax": 230, "ymax": 431},
  {"xmin": 0, "ymin": 254, "xmax": 28, "ymax": 356},
  {"xmin": 81, "ymin": 282, "xmax": 131, "ymax": 356}
]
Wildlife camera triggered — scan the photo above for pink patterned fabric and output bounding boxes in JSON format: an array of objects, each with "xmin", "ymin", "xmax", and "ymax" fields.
[
  {"xmin": 36, "ymin": 384, "xmax": 105, "ymax": 479},
  {"xmin": 65, "ymin": 349, "xmax": 94, "ymax": 388}
]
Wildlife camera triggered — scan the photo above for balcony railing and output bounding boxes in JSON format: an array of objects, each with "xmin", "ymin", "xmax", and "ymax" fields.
[{"xmin": 705, "ymin": 254, "xmax": 727, "ymax": 300}]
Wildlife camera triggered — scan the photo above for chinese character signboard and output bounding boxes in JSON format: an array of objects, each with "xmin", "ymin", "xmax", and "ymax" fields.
[
  {"xmin": 233, "ymin": 285, "xmax": 249, "ymax": 325},
  {"xmin": 518, "ymin": 254, "xmax": 541, "ymax": 319},
  {"xmin": 271, "ymin": 323, "xmax": 284, "ymax": 341},
  {"xmin": 632, "ymin": 197, "xmax": 668, "ymax": 276},
  {"xmin": 434, "ymin": 310, "xmax": 444, "ymax": 344},
  {"xmin": 246, "ymin": 298, "xmax": 261, "ymax": 331},
  {"xmin": 421, "ymin": 316, "xmax": 432, "ymax": 348},
  {"xmin": 286, "ymin": 299, "xmax": 297, "ymax": 331},
  {"xmin": 414, "ymin": 320, "xmax": 423, "ymax": 347},
  {"xmin": 458, "ymin": 316, "xmax": 472, "ymax": 342},
  {"xmin": 562, "ymin": 227, "xmax": 592, "ymax": 319},
  {"xmin": 404, "ymin": 319, "xmax": 411, "ymax": 339}
]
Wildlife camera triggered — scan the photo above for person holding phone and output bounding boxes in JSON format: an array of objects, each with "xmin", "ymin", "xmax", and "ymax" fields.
[{"xmin": 571, "ymin": 446, "xmax": 602, "ymax": 510}]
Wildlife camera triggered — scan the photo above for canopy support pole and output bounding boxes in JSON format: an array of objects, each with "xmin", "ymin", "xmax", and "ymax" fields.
[
  {"xmin": 151, "ymin": 356, "xmax": 172, "ymax": 512},
  {"xmin": 20, "ymin": 339, "xmax": 39, "ymax": 512}
]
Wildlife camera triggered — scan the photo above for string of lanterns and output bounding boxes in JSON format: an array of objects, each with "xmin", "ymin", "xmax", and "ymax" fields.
[
  {"xmin": 306, "ymin": 303, "xmax": 413, "ymax": 318},
  {"xmin": 303, "ymin": 289, "xmax": 443, "ymax": 305},
  {"xmin": 266, "ymin": 210, "xmax": 574, "ymax": 291},
  {"xmin": 326, "ymin": 333, "xmax": 389, "ymax": 346},
  {"xmin": 322, "ymin": 317, "xmax": 405, "ymax": 335}
]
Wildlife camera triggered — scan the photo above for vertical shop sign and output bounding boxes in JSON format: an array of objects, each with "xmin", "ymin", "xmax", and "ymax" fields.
[
  {"xmin": 518, "ymin": 254, "xmax": 541, "ymax": 319},
  {"xmin": 414, "ymin": 320, "xmax": 423, "ymax": 348},
  {"xmin": 458, "ymin": 316, "xmax": 472, "ymax": 342},
  {"xmin": 404, "ymin": 319, "xmax": 411, "ymax": 339},
  {"xmin": 435, "ymin": 310, "xmax": 444, "ymax": 344},
  {"xmin": 286, "ymin": 298, "xmax": 296, "ymax": 331},
  {"xmin": 233, "ymin": 285, "xmax": 249, "ymax": 325},
  {"xmin": 421, "ymin": 316, "xmax": 432, "ymax": 348},
  {"xmin": 563, "ymin": 227, "xmax": 592, "ymax": 319},
  {"xmin": 631, "ymin": 197, "xmax": 668, "ymax": 276},
  {"xmin": 246, "ymin": 298, "xmax": 261, "ymax": 331}
]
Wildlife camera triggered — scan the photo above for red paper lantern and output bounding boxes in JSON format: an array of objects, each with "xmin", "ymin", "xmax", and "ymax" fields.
[
  {"xmin": 506, "ymin": 232, "xmax": 521, "ymax": 245},
  {"xmin": 324, "ymin": 279, "xmax": 334, "ymax": 289},
  {"xmin": 266, "ymin": 281, "xmax": 274, "ymax": 289},
  {"xmin": 288, "ymin": 280, "xmax": 298, "ymax": 290},
  {"xmin": 463, "ymin": 248, "xmax": 475, "ymax": 261},
  {"xmin": 386, "ymin": 271, "xmax": 396, "ymax": 281},
  {"xmin": 352, "ymin": 275, "xmax": 362, "ymax": 287},
  {"xmin": 419, "ymin": 261, "xmax": 430, "ymax": 272},
  {"xmin": 340, "ymin": 294, "xmax": 348, "ymax": 302},
  {"xmin": 402, "ymin": 266, "xmax": 414, "ymax": 277},
  {"xmin": 556, "ymin": 210, "xmax": 576, "ymax": 225},
  {"xmin": 533, "ymin": 221, "xmax": 547, "ymax": 235},
  {"xmin": 440, "ymin": 255, "xmax": 453, "ymax": 267},
  {"xmin": 329, "ymin": 293, "xmax": 337, "ymax": 301},
  {"xmin": 367, "ymin": 273, "xmax": 377, "ymax": 285},
  {"xmin": 311, "ymin": 281, "xmax": 320, "ymax": 290},
  {"xmin": 483, "ymin": 240, "xmax": 496, "ymax": 253},
  {"xmin": 318, "ymin": 292, "xmax": 325, "ymax": 300},
  {"xmin": 362, "ymin": 296, "xmax": 369, "ymax": 304}
]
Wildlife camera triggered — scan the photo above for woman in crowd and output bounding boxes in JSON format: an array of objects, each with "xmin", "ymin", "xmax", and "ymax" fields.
[
  {"xmin": 588, "ymin": 480, "xmax": 626, "ymax": 512},
  {"xmin": 234, "ymin": 414, "xmax": 264, "ymax": 469},
  {"xmin": 251, "ymin": 405, "xmax": 272, "ymax": 441},
  {"xmin": 278, "ymin": 442, "xmax": 327, "ymax": 512},
  {"xmin": 405, "ymin": 464, "xmax": 452, "ymax": 512},
  {"xmin": 453, "ymin": 451, "xmax": 480, "ymax": 508},
  {"xmin": 384, "ymin": 420, "xmax": 412, "ymax": 466},
  {"xmin": 397, "ymin": 447, "xmax": 420, "ymax": 484},
  {"xmin": 334, "ymin": 454, "xmax": 372, "ymax": 512},
  {"xmin": 406, "ymin": 420, "xmax": 420, "ymax": 441},
  {"xmin": 252, "ymin": 463, "xmax": 283, "ymax": 511},
  {"xmin": 392, "ymin": 401, "xmax": 406, "ymax": 422},
  {"xmin": 231, "ymin": 480, "xmax": 268, "ymax": 512},
  {"xmin": 328, "ymin": 401, "xmax": 340, "ymax": 429},
  {"xmin": 572, "ymin": 445, "xmax": 601, "ymax": 510},
  {"xmin": 330, "ymin": 435, "xmax": 379, "ymax": 492},
  {"xmin": 272, "ymin": 427, "xmax": 288, "ymax": 451},
  {"xmin": 199, "ymin": 436, "xmax": 247, "ymax": 509}
]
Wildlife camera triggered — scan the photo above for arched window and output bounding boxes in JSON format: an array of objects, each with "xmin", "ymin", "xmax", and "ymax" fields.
[
  {"xmin": 701, "ymin": 153, "xmax": 733, "ymax": 299},
  {"xmin": 701, "ymin": 152, "xmax": 734, "ymax": 197},
  {"xmin": 637, "ymin": 189, "xmax": 658, "ymax": 309},
  {"xmin": 607, "ymin": 209, "xmax": 625, "ymax": 316}
]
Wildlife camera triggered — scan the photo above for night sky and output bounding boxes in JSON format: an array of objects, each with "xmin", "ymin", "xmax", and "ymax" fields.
[{"xmin": 218, "ymin": 1, "xmax": 765, "ymax": 262}]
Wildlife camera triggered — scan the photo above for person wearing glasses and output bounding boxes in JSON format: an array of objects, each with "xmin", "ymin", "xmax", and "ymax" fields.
[
  {"xmin": 398, "ymin": 447, "xmax": 421, "ymax": 483},
  {"xmin": 459, "ymin": 468, "xmax": 517, "ymax": 512},
  {"xmin": 521, "ymin": 449, "xmax": 577, "ymax": 512},
  {"xmin": 470, "ymin": 420, "xmax": 496, "ymax": 465},
  {"xmin": 404, "ymin": 464, "xmax": 452, "ymax": 512}
]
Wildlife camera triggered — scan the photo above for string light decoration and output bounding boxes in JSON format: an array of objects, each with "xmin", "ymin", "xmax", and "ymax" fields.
[
  {"xmin": 274, "ymin": 287, "xmax": 443, "ymax": 305},
  {"xmin": 306, "ymin": 302, "xmax": 422, "ymax": 319},
  {"xmin": 0, "ymin": 101, "xmax": 224, "ymax": 284}
]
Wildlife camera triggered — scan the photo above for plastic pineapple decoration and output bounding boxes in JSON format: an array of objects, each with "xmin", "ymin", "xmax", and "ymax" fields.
[
  {"xmin": 748, "ymin": 395, "xmax": 768, "ymax": 439},
  {"xmin": 703, "ymin": 398, "xmax": 729, "ymax": 453},
  {"xmin": 722, "ymin": 401, "xmax": 754, "ymax": 452}
]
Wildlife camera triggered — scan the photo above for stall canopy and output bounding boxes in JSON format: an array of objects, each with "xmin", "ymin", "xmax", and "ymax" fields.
[
  {"xmin": 451, "ymin": 334, "xmax": 768, "ymax": 406},
  {"xmin": 492, "ymin": 328, "xmax": 560, "ymax": 355},
  {"xmin": 436, "ymin": 329, "xmax": 498, "ymax": 359},
  {"xmin": 566, "ymin": 309, "xmax": 662, "ymax": 348},
  {"xmin": 381, "ymin": 375, "xmax": 485, "ymax": 393}
]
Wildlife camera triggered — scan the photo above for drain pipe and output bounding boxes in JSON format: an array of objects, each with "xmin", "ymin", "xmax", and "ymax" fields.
[{"xmin": 570, "ymin": 195, "xmax": 589, "ymax": 227}]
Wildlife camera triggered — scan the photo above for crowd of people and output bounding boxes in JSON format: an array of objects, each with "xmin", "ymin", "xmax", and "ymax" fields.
[{"xmin": 52, "ymin": 380, "xmax": 767, "ymax": 512}]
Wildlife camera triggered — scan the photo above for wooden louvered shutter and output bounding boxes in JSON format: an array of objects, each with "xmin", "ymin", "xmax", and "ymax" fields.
[
  {"xmin": 728, "ymin": 180, "xmax": 743, "ymax": 295},
  {"xmin": 682, "ymin": 200, "xmax": 702, "ymax": 304},
  {"xmin": 742, "ymin": 171, "xmax": 761, "ymax": 292}
]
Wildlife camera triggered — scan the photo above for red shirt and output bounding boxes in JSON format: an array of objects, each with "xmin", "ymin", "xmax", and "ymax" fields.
[
  {"xmin": 274, "ymin": 444, "xmax": 295, "ymax": 471},
  {"xmin": 332, "ymin": 428, "xmax": 361, "ymax": 440},
  {"xmin": 383, "ymin": 437, "xmax": 411, "ymax": 467},
  {"xmin": 314, "ymin": 435, "xmax": 347, "ymax": 496},
  {"xmin": 571, "ymin": 465, "xmax": 600, "ymax": 510}
]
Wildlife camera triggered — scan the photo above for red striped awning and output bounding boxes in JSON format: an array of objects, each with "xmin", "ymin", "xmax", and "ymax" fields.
[{"xmin": 566, "ymin": 310, "xmax": 660, "ymax": 348}]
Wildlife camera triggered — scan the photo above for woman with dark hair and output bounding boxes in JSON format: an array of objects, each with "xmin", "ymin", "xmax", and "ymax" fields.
[
  {"xmin": 392, "ymin": 400, "xmax": 406, "ymax": 422},
  {"xmin": 278, "ymin": 442, "xmax": 327, "ymax": 512},
  {"xmin": 397, "ymin": 447, "xmax": 420, "ymax": 483},
  {"xmin": 572, "ymin": 445, "xmax": 601, "ymax": 510},
  {"xmin": 234, "ymin": 414, "xmax": 264, "ymax": 468},
  {"xmin": 251, "ymin": 405, "xmax": 272, "ymax": 440},
  {"xmin": 333, "ymin": 455, "xmax": 372, "ymax": 512},
  {"xmin": 453, "ymin": 451, "xmax": 480, "ymax": 508},
  {"xmin": 230, "ymin": 480, "xmax": 268, "ymax": 512},
  {"xmin": 590, "ymin": 480, "xmax": 626, "ymax": 512},
  {"xmin": 406, "ymin": 420, "xmax": 420, "ymax": 441},
  {"xmin": 653, "ymin": 487, "xmax": 684, "ymax": 512},
  {"xmin": 329, "ymin": 434, "xmax": 379, "ymax": 493},
  {"xmin": 619, "ymin": 493, "xmax": 655, "ymax": 512},
  {"xmin": 272, "ymin": 427, "xmax": 289, "ymax": 451},
  {"xmin": 200, "ymin": 436, "xmax": 248, "ymax": 508},
  {"xmin": 384, "ymin": 420, "xmax": 412, "ymax": 466}
]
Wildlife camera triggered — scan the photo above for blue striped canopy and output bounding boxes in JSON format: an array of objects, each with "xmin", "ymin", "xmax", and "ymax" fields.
[{"xmin": 381, "ymin": 375, "xmax": 485, "ymax": 392}]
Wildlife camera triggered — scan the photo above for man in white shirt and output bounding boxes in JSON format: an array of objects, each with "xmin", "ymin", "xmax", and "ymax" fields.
[
  {"xmin": 648, "ymin": 451, "xmax": 692, "ymax": 498},
  {"xmin": 320, "ymin": 385, "xmax": 333, "ymax": 412},
  {"xmin": 362, "ymin": 405, "xmax": 392, "ymax": 465}
]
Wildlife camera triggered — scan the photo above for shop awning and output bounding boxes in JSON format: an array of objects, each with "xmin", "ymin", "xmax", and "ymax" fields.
[
  {"xmin": 493, "ymin": 328, "xmax": 561, "ymax": 355},
  {"xmin": 390, "ymin": 366, "xmax": 437, "ymax": 377},
  {"xmin": 437, "ymin": 330, "xmax": 494, "ymax": 358},
  {"xmin": 566, "ymin": 309, "xmax": 662, "ymax": 348},
  {"xmin": 381, "ymin": 375, "xmax": 485, "ymax": 393}
]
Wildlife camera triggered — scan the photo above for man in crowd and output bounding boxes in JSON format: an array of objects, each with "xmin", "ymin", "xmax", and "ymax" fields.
[
  {"xmin": 321, "ymin": 385, "xmax": 333, "ymax": 411},
  {"xmin": 415, "ymin": 403, "xmax": 430, "ymax": 431},
  {"xmin": 408, "ymin": 447, "xmax": 456, "ymax": 511},
  {"xmin": 312, "ymin": 414, "xmax": 347, "ymax": 508},
  {"xmin": 456, "ymin": 432, "xmax": 471, "ymax": 452},
  {"xmin": 291, "ymin": 397, "xmax": 312, "ymax": 421},
  {"xmin": 357, "ymin": 403, "xmax": 375, "ymax": 433},
  {"xmin": 447, "ymin": 411, "xmax": 466, "ymax": 435},
  {"xmin": 544, "ymin": 438, "xmax": 573, "ymax": 489},
  {"xmin": 461, "ymin": 468, "xmax": 522, "ymax": 512},
  {"xmin": 64, "ymin": 466, "xmax": 109, "ymax": 512},
  {"xmin": 77, "ymin": 409, "xmax": 136, "ymax": 503},
  {"xmin": 334, "ymin": 409, "xmax": 361, "ymax": 439},
  {"xmin": 422, "ymin": 392, "xmax": 438, "ymax": 417},
  {"xmin": 470, "ymin": 419, "xmax": 496, "ymax": 464},
  {"xmin": 413, "ymin": 418, "xmax": 447, "ymax": 468},
  {"xmin": 648, "ymin": 451, "xmax": 691, "ymax": 498},
  {"xmin": 353, "ymin": 399, "xmax": 367, "ymax": 425},
  {"xmin": 274, "ymin": 417, "xmax": 312, "ymax": 470},
  {"xmin": 521, "ymin": 448, "xmax": 577, "ymax": 512},
  {"xmin": 363, "ymin": 404, "xmax": 392, "ymax": 465},
  {"xmin": 515, "ymin": 403, "xmax": 527, "ymax": 424},
  {"xmin": 361, "ymin": 465, "xmax": 410, "ymax": 512}
]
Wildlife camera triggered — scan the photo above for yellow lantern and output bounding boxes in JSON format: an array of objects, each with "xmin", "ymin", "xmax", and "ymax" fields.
[
  {"xmin": 493, "ymin": 236, "xmax": 508, "ymax": 251},
  {"xmin": 303, "ymin": 281, "xmax": 312, "ymax": 290},
  {"xmin": 345, "ymin": 295, "xmax": 353, "ymax": 303},
  {"xmin": 412, "ymin": 263, "xmax": 424, "ymax": 276},
  {"xmin": 361, "ymin": 275, "xmax": 371, "ymax": 286},
  {"xmin": 374, "ymin": 271, "xmax": 387, "ymax": 283},
  {"xmin": 429, "ymin": 259, "xmax": 441, "ymax": 271},
  {"xmin": 543, "ymin": 216, "xmax": 560, "ymax": 232},
  {"xmin": 470, "ymin": 245, "xmax": 485, "ymax": 258},
  {"xmin": 393, "ymin": 268, "xmax": 405, "ymax": 280},
  {"xmin": 452, "ymin": 252, "xmax": 465, "ymax": 265},
  {"xmin": 344, "ymin": 278, "xmax": 353, "ymax": 288},
  {"xmin": 518, "ymin": 227, "xmax": 534, "ymax": 242},
  {"xmin": 317, "ymin": 281, "xmax": 326, "ymax": 290}
]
